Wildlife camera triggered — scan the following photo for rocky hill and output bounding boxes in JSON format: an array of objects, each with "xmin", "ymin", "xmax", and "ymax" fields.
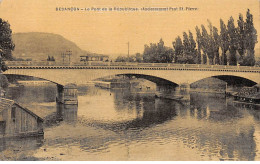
[{"xmin": 12, "ymin": 32, "xmax": 90, "ymax": 62}]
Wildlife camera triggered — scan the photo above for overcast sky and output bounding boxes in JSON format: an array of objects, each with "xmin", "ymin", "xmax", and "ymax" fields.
[{"xmin": 0, "ymin": 0, "xmax": 259, "ymax": 58}]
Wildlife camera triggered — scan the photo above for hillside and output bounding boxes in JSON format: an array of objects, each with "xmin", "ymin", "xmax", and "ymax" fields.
[{"xmin": 12, "ymin": 32, "xmax": 89, "ymax": 62}]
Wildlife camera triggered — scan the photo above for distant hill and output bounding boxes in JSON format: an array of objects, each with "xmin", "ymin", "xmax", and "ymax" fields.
[{"xmin": 12, "ymin": 32, "xmax": 93, "ymax": 62}]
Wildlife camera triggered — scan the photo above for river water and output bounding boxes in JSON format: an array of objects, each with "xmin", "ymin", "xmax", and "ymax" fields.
[{"xmin": 1, "ymin": 84, "xmax": 260, "ymax": 161}]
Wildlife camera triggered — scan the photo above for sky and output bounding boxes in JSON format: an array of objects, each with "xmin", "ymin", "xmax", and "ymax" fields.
[{"xmin": 0, "ymin": 0, "xmax": 259, "ymax": 58}]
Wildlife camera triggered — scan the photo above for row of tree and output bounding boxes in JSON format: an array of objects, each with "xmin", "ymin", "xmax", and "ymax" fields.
[
  {"xmin": 116, "ymin": 9, "xmax": 258, "ymax": 66},
  {"xmin": 182, "ymin": 8, "xmax": 257, "ymax": 66}
]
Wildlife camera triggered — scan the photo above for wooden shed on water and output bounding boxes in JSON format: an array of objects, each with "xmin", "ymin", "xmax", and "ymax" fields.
[{"xmin": 0, "ymin": 98, "xmax": 44, "ymax": 138}]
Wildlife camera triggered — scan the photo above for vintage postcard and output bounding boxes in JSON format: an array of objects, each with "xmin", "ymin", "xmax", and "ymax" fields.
[{"xmin": 0, "ymin": 0, "xmax": 259, "ymax": 161}]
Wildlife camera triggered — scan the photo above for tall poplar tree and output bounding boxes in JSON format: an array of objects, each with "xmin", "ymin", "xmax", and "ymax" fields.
[
  {"xmin": 242, "ymin": 9, "xmax": 257, "ymax": 66},
  {"xmin": 237, "ymin": 13, "xmax": 246, "ymax": 61},
  {"xmin": 195, "ymin": 26, "xmax": 203, "ymax": 64},
  {"xmin": 172, "ymin": 36, "xmax": 184, "ymax": 63},
  {"xmin": 227, "ymin": 16, "xmax": 238, "ymax": 65},
  {"xmin": 219, "ymin": 19, "xmax": 229, "ymax": 65}
]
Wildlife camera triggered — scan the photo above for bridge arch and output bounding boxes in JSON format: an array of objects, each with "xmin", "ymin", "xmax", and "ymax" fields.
[
  {"xmin": 190, "ymin": 75, "xmax": 258, "ymax": 87},
  {"xmin": 110, "ymin": 73, "xmax": 179, "ymax": 87},
  {"xmin": 4, "ymin": 74, "xmax": 64, "ymax": 86}
]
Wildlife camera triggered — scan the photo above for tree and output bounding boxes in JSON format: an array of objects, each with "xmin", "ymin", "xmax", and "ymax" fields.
[
  {"xmin": 115, "ymin": 54, "xmax": 136, "ymax": 62},
  {"xmin": 135, "ymin": 53, "xmax": 142, "ymax": 62},
  {"xmin": 205, "ymin": 20, "xmax": 220, "ymax": 65},
  {"xmin": 182, "ymin": 32, "xmax": 190, "ymax": 63},
  {"xmin": 237, "ymin": 13, "xmax": 246, "ymax": 61},
  {"xmin": 241, "ymin": 9, "xmax": 258, "ymax": 66},
  {"xmin": 0, "ymin": 18, "xmax": 15, "ymax": 72},
  {"xmin": 227, "ymin": 16, "xmax": 238, "ymax": 65},
  {"xmin": 181, "ymin": 31, "xmax": 197, "ymax": 64},
  {"xmin": 212, "ymin": 26, "xmax": 220, "ymax": 64},
  {"xmin": 0, "ymin": 74, "xmax": 9, "ymax": 89},
  {"xmin": 143, "ymin": 39, "xmax": 174, "ymax": 63},
  {"xmin": 0, "ymin": 19, "xmax": 15, "ymax": 60},
  {"xmin": 172, "ymin": 36, "xmax": 184, "ymax": 63},
  {"xmin": 188, "ymin": 31, "xmax": 197, "ymax": 63},
  {"xmin": 201, "ymin": 24, "xmax": 211, "ymax": 64},
  {"xmin": 143, "ymin": 43, "xmax": 157, "ymax": 62},
  {"xmin": 115, "ymin": 55, "xmax": 127, "ymax": 62},
  {"xmin": 195, "ymin": 26, "xmax": 203, "ymax": 64},
  {"xmin": 219, "ymin": 19, "xmax": 229, "ymax": 65}
]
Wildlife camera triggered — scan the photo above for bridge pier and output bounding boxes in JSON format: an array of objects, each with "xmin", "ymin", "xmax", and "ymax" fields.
[
  {"xmin": 56, "ymin": 84, "xmax": 78, "ymax": 105},
  {"xmin": 156, "ymin": 84, "xmax": 190, "ymax": 101}
]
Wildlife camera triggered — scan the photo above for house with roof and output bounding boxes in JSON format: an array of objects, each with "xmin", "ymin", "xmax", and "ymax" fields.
[
  {"xmin": 80, "ymin": 54, "xmax": 109, "ymax": 62},
  {"xmin": 0, "ymin": 98, "xmax": 44, "ymax": 138}
]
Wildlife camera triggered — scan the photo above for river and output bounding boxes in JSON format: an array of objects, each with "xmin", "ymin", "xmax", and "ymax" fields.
[{"xmin": 1, "ymin": 84, "xmax": 260, "ymax": 161}]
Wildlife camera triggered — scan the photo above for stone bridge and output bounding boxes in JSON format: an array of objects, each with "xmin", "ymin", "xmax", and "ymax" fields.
[
  {"xmin": 3, "ymin": 64, "xmax": 260, "ymax": 87},
  {"xmin": 3, "ymin": 63, "xmax": 259, "ymax": 104}
]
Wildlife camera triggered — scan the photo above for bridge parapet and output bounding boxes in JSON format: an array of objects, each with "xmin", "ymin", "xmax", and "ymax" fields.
[
  {"xmin": 5, "ymin": 66, "xmax": 260, "ymax": 74},
  {"xmin": 4, "ymin": 61, "xmax": 260, "ymax": 72}
]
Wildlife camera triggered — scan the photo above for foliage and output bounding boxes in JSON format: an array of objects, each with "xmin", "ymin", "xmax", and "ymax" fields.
[
  {"xmin": 172, "ymin": 9, "xmax": 257, "ymax": 66},
  {"xmin": 200, "ymin": 24, "xmax": 211, "ymax": 64},
  {"xmin": 211, "ymin": 26, "xmax": 220, "ymax": 64},
  {"xmin": 195, "ymin": 26, "xmax": 202, "ymax": 64},
  {"xmin": 180, "ymin": 31, "xmax": 197, "ymax": 64},
  {"xmin": 0, "ymin": 74, "xmax": 9, "ymax": 89},
  {"xmin": 255, "ymin": 58, "xmax": 260, "ymax": 67},
  {"xmin": 227, "ymin": 16, "xmax": 238, "ymax": 65},
  {"xmin": 172, "ymin": 36, "xmax": 184, "ymax": 63},
  {"xmin": 143, "ymin": 39, "xmax": 174, "ymax": 63},
  {"xmin": 0, "ymin": 18, "xmax": 15, "ymax": 61},
  {"xmin": 0, "ymin": 18, "xmax": 15, "ymax": 73},
  {"xmin": 115, "ymin": 55, "xmax": 128, "ymax": 62},
  {"xmin": 240, "ymin": 9, "xmax": 258, "ymax": 66},
  {"xmin": 219, "ymin": 19, "xmax": 229, "ymax": 65},
  {"xmin": 116, "ymin": 9, "xmax": 257, "ymax": 66},
  {"xmin": 135, "ymin": 53, "xmax": 142, "ymax": 62},
  {"xmin": 115, "ymin": 53, "xmax": 143, "ymax": 62},
  {"xmin": 237, "ymin": 13, "xmax": 246, "ymax": 60}
]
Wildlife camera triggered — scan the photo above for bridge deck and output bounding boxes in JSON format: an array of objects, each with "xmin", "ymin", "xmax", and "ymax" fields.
[{"xmin": 4, "ymin": 61, "xmax": 260, "ymax": 73}]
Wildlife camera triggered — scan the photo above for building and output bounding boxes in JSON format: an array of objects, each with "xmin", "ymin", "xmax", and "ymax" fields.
[
  {"xmin": 233, "ymin": 85, "xmax": 260, "ymax": 104},
  {"xmin": 80, "ymin": 54, "xmax": 109, "ymax": 62},
  {"xmin": 0, "ymin": 98, "xmax": 44, "ymax": 138}
]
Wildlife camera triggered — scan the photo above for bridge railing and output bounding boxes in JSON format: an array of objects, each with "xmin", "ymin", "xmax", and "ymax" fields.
[{"xmin": 4, "ymin": 61, "xmax": 260, "ymax": 71}]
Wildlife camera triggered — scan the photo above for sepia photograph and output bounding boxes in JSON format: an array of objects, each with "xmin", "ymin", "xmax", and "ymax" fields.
[{"xmin": 0, "ymin": 0, "xmax": 259, "ymax": 161}]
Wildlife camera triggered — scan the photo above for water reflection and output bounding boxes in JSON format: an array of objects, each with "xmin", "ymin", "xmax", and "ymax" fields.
[
  {"xmin": 0, "ymin": 136, "xmax": 43, "ymax": 160},
  {"xmin": 6, "ymin": 85, "xmax": 56, "ymax": 103},
  {"xmin": 190, "ymin": 93, "xmax": 244, "ymax": 121},
  {"xmin": 112, "ymin": 90, "xmax": 178, "ymax": 128},
  {"xmin": 1, "ymin": 85, "xmax": 260, "ymax": 160},
  {"xmin": 56, "ymin": 104, "xmax": 78, "ymax": 124}
]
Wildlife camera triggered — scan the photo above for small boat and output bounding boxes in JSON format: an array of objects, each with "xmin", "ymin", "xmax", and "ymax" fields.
[{"xmin": 155, "ymin": 93, "xmax": 183, "ymax": 100}]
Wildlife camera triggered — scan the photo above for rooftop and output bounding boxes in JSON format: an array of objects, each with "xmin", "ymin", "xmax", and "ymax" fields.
[
  {"xmin": 0, "ymin": 98, "xmax": 14, "ymax": 113},
  {"xmin": 80, "ymin": 54, "xmax": 109, "ymax": 57},
  {"xmin": 0, "ymin": 97, "xmax": 44, "ymax": 122}
]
